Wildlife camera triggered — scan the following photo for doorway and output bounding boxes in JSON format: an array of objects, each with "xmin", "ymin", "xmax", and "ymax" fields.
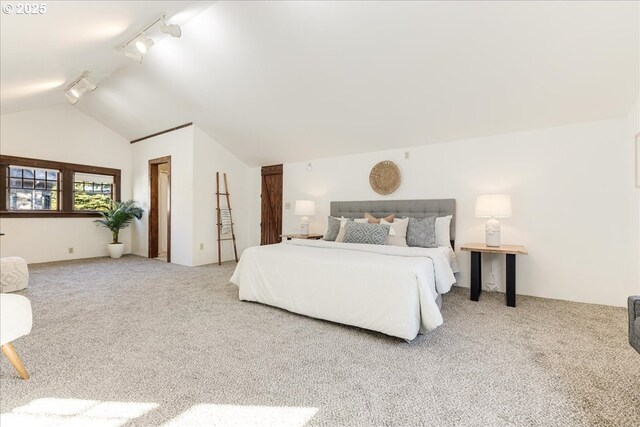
[
  {"xmin": 260, "ymin": 164, "xmax": 283, "ymax": 245},
  {"xmin": 149, "ymin": 156, "xmax": 171, "ymax": 262}
]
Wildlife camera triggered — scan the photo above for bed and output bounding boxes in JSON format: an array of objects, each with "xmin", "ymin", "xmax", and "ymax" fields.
[{"xmin": 230, "ymin": 199, "xmax": 457, "ymax": 340}]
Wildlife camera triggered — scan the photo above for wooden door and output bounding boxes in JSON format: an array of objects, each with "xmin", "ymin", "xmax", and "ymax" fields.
[{"xmin": 261, "ymin": 164, "xmax": 283, "ymax": 245}]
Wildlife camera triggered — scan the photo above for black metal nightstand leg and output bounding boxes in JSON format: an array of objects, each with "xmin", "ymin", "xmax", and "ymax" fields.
[
  {"xmin": 506, "ymin": 253, "xmax": 516, "ymax": 307},
  {"xmin": 470, "ymin": 251, "xmax": 481, "ymax": 301}
]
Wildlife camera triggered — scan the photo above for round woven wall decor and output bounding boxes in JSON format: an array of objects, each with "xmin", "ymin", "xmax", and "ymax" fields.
[{"xmin": 369, "ymin": 161, "xmax": 401, "ymax": 195}]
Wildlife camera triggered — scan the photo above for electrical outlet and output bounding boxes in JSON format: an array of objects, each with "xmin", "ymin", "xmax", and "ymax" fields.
[
  {"xmin": 404, "ymin": 151, "xmax": 410, "ymax": 159},
  {"xmin": 68, "ymin": 247, "xmax": 74, "ymax": 254},
  {"xmin": 285, "ymin": 202, "xmax": 291, "ymax": 209},
  {"xmin": 200, "ymin": 243, "xmax": 204, "ymax": 250}
]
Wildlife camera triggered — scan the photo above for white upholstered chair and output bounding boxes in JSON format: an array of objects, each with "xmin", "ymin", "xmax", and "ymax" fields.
[{"xmin": 0, "ymin": 294, "xmax": 33, "ymax": 379}]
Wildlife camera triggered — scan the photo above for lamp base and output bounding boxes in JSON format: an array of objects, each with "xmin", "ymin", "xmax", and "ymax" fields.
[
  {"xmin": 485, "ymin": 218, "xmax": 501, "ymax": 247},
  {"xmin": 300, "ymin": 217, "xmax": 310, "ymax": 236}
]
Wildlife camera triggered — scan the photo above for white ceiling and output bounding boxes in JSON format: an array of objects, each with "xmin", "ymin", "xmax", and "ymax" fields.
[
  {"xmin": 0, "ymin": 1, "xmax": 211, "ymax": 112},
  {"xmin": 2, "ymin": 1, "xmax": 638, "ymax": 166}
]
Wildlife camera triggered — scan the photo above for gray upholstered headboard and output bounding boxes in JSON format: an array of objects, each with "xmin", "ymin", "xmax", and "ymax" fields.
[{"xmin": 330, "ymin": 199, "xmax": 456, "ymax": 247}]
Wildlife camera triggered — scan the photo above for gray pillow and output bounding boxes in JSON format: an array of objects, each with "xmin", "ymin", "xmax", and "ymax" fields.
[
  {"xmin": 343, "ymin": 221, "xmax": 390, "ymax": 245},
  {"xmin": 323, "ymin": 216, "xmax": 341, "ymax": 241},
  {"xmin": 406, "ymin": 216, "xmax": 437, "ymax": 248}
]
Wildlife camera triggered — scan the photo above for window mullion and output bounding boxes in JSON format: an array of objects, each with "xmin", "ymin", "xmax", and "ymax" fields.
[{"xmin": 61, "ymin": 168, "xmax": 74, "ymax": 213}]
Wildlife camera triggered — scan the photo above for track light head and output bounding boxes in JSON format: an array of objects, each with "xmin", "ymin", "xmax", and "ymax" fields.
[
  {"xmin": 79, "ymin": 77, "xmax": 97, "ymax": 92},
  {"xmin": 69, "ymin": 86, "xmax": 84, "ymax": 98},
  {"xmin": 119, "ymin": 14, "xmax": 180, "ymax": 63},
  {"xmin": 63, "ymin": 72, "xmax": 97, "ymax": 104},
  {"xmin": 65, "ymin": 91, "xmax": 79, "ymax": 105},
  {"xmin": 160, "ymin": 21, "xmax": 181, "ymax": 38},
  {"xmin": 135, "ymin": 37, "xmax": 154, "ymax": 54},
  {"xmin": 124, "ymin": 49, "xmax": 144, "ymax": 64}
]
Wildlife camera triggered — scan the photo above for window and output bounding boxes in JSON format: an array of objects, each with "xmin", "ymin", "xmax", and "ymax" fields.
[
  {"xmin": 73, "ymin": 173, "xmax": 114, "ymax": 211},
  {"xmin": 8, "ymin": 166, "xmax": 60, "ymax": 210},
  {"xmin": 0, "ymin": 155, "xmax": 121, "ymax": 217}
]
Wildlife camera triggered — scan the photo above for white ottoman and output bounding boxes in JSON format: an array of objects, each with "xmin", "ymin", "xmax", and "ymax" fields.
[{"xmin": 1, "ymin": 257, "xmax": 29, "ymax": 293}]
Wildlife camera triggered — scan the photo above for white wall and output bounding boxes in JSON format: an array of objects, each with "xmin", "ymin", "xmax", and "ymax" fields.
[
  {"xmin": 281, "ymin": 117, "xmax": 638, "ymax": 307},
  {"xmin": 192, "ymin": 127, "xmax": 257, "ymax": 265},
  {"xmin": 627, "ymin": 99, "xmax": 640, "ymax": 296},
  {"xmin": 130, "ymin": 125, "xmax": 257, "ymax": 266},
  {"xmin": 0, "ymin": 104, "xmax": 133, "ymax": 263},
  {"xmin": 131, "ymin": 126, "xmax": 195, "ymax": 266}
]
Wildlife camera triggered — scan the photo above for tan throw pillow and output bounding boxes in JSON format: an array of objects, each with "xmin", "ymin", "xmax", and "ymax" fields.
[
  {"xmin": 381, "ymin": 217, "xmax": 409, "ymax": 247},
  {"xmin": 365, "ymin": 213, "xmax": 395, "ymax": 224}
]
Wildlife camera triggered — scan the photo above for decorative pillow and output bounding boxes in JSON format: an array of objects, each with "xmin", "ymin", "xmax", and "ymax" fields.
[
  {"xmin": 343, "ymin": 221, "xmax": 390, "ymax": 245},
  {"xmin": 406, "ymin": 216, "xmax": 437, "ymax": 248},
  {"xmin": 435, "ymin": 215, "xmax": 453, "ymax": 247},
  {"xmin": 336, "ymin": 218, "xmax": 368, "ymax": 242},
  {"xmin": 381, "ymin": 217, "xmax": 409, "ymax": 247},
  {"xmin": 364, "ymin": 212, "xmax": 395, "ymax": 224},
  {"xmin": 323, "ymin": 216, "xmax": 341, "ymax": 241}
]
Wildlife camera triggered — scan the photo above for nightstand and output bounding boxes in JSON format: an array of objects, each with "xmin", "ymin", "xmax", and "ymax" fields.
[
  {"xmin": 281, "ymin": 234, "xmax": 323, "ymax": 240},
  {"xmin": 460, "ymin": 243, "xmax": 528, "ymax": 307}
]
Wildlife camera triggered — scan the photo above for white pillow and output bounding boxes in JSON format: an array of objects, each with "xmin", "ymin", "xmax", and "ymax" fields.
[
  {"xmin": 381, "ymin": 217, "xmax": 409, "ymax": 247},
  {"xmin": 336, "ymin": 217, "xmax": 368, "ymax": 242},
  {"xmin": 435, "ymin": 215, "xmax": 452, "ymax": 247}
]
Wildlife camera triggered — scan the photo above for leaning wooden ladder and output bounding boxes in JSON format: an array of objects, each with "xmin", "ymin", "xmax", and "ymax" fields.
[{"xmin": 216, "ymin": 172, "xmax": 239, "ymax": 265}]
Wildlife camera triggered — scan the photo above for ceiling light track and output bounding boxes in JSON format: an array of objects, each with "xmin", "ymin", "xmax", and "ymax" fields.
[
  {"xmin": 64, "ymin": 71, "xmax": 97, "ymax": 105},
  {"xmin": 119, "ymin": 14, "xmax": 181, "ymax": 64}
]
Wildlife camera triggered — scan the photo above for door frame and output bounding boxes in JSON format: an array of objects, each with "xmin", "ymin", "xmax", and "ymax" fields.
[{"xmin": 148, "ymin": 156, "xmax": 171, "ymax": 262}]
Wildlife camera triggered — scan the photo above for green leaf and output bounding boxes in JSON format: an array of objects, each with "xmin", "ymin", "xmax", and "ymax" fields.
[{"xmin": 94, "ymin": 200, "xmax": 145, "ymax": 243}]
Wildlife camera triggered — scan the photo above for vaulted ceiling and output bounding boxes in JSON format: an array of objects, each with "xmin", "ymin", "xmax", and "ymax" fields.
[{"xmin": 2, "ymin": 1, "xmax": 638, "ymax": 166}]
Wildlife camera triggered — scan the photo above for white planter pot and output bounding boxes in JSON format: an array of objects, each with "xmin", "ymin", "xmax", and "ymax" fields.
[{"xmin": 108, "ymin": 243, "xmax": 125, "ymax": 259}]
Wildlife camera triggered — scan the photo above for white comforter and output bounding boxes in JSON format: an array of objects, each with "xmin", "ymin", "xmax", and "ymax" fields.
[{"xmin": 230, "ymin": 239, "xmax": 457, "ymax": 340}]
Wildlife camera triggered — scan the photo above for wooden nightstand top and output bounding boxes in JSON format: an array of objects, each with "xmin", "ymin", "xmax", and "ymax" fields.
[
  {"xmin": 460, "ymin": 243, "xmax": 528, "ymax": 255},
  {"xmin": 281, "ymin": 234, "xmax": 324, "ymax": 240}
]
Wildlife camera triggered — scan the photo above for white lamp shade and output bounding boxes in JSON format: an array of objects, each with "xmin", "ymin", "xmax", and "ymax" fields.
[
  {"xmin": 475, "ymin": 194, "xmax": 512, "ymax": 218},
  {"xmin": 294, "ymin": 200, "xmax": 316, "ymax": 216}
]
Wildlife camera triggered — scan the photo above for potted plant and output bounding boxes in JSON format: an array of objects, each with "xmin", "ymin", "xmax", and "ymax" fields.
[{"xmin": 94, "ymin": 200, "xmax": 144, "ymax": 259}]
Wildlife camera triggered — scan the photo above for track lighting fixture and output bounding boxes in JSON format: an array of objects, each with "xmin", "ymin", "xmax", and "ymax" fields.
[
  {"xmin": 65, "ymin": 91, "xmax": 79, "ymax": 105},
  {"xmin": 135, "ymin": 37, "xmax": 154, "ymax": 54},
  {"xmin": 78, "ymin": 77, "xmax": 97, "ymax": 92},
  {"xmin": 160, "ymin": 21, "xmax": 182, "ymax": 38},
  {"xmin": 69, "ymin": 86, "xmax": 82, "ymax": 98},
  {"xmin": 63, "ymin": 72, "xmax": 97, "ymax": 105},
  {"xmin": 119, "ymin": 14, "xmax": 181, "ymax": 63},
  {"xmin": 124, "ymin": 50, "xmax": 143, "ymax": 64}
]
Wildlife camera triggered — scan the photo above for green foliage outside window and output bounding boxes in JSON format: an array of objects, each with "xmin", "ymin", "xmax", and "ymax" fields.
[
  {"xmin": 74, "ymin": 193, "xmax": 112, "ymax": 211},
  {"xmin": 49, "ymin": 187, "xmax": 58, "ymax": 210},
  {"xmin": 74, "ymin": 182, "xmax": 112, "ymax": 211}
]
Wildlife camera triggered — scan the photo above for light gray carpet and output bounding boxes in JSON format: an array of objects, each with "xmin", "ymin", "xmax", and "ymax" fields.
[{"xmin": 1, "ymin": 255, "xmax": 638, "ymax": 427}]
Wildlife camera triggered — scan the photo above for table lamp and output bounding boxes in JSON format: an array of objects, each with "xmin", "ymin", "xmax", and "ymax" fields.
[
  {"xmin": 475, "ymin": 194, "xmax": 511, "ymax": 247},
  {"xmin": 295, "ymin": 200, "xmax": 316, "ymax": 235}
]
